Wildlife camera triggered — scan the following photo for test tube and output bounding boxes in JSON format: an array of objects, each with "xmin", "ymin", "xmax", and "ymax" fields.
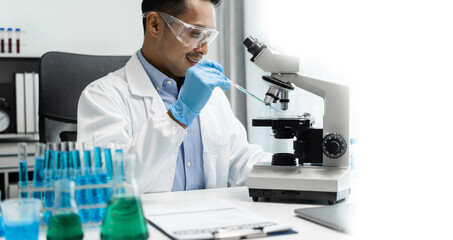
[
  {"xmin": 32, "ymin": 143, "xmax": 46, "ymax": 199},
  {"xmin": 55, "ymin": 142, "xmax": 70, "ymax": 180},
  {"xmin": 7, "ymin": 28, "xmax": 12, "ymax": 53},
  {"xmin": 93, "ymin": 143, "xmax": 103, "ymax": 171},
  {"xmin": 17, "ymin": 143, "xmax": 29, "ymax": 198},
  {"xmin": 83, "ymin": 142, "xmax": 93, "ymax": 175},
  {"xmin": 103, "ymin": 143, "xmax": 114, "ymax": 181},
  {"xmin": 94, "ymin": 142, "xmax": 108, "ymax": 221},
  {"xmin": 43, "ymin": 142, "xmax": 57, "ymax": 224},
  {"xmin": 0, "ymin": 28, "xmax": 5, "ymax": 53},
  {"xmin": 114, "ymin": 141, "xmax": 125, "ymax": 155},
  {"xmin": 76, "ymin": 143, "xmax": 95, "ymax": 223},
  {"xmin": 83, "ymin": 142, "xmax": 103, "ymax": 222},
  {"xmin": 69, "ymin": 142, "xmax": 82, "ymax": 179},
  {"xmin": 15, "ymin": 28, "xmax": 20, "ymax": 53}
]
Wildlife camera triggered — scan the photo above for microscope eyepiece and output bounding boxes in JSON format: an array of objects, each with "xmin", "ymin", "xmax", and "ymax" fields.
[{"xmin": 243, "ymin": 36, "xmax": 266, "ymax": 61}]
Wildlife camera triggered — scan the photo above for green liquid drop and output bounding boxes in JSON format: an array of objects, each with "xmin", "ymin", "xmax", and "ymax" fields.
[
  {"xmin": 101, "ymin": 196, "xmax": 149, "ymax": 240},
  {"xmin": 47, "ymin": 212, "xmax": 83, "ymax": 240}
]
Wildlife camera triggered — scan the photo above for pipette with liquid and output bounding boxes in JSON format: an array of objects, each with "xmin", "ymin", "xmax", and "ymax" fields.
[{"xmin": 226, "ymin": 78, "xmax": 278, "ymax": 112}]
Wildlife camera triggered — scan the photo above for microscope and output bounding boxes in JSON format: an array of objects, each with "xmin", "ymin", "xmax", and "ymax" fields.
[{"xmin": 244, "ymin": 36, "xmax": 350, "ymax": 205}]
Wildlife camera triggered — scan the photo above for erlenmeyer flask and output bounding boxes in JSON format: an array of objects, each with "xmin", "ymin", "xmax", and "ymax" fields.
[
  {"xmin": 100, "ymin": 152, "xmax": 149, "ymax": 240},
  {"xmin": 46, "ymin": 179, "xmax": 83, "ymax": 240}
]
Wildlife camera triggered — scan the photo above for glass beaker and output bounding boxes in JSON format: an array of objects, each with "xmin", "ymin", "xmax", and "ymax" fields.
[
  {"xmin": 1, "ymin": 198, "xmax": 41, "ymax": 240},
  {"xmin": 100, "ymin": 152, "xmax": 149, "ymax": 240},
  {"xmin": 46, "ymin": 179, "xmax": 83, "ymax": 240}
]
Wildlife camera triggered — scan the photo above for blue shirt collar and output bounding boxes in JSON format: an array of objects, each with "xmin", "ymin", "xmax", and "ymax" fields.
[{"xmin": 137, "ymin": 49, "xmax": 170, "ymax": 91}]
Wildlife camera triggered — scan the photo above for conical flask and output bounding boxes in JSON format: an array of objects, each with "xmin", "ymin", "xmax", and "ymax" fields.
[
  {"xmin": 46, "ymin": 179, "xmax": 83, "ymax": 240},
  {"xmin": 100, "ymin": 152, "xmax": 149, "ymax": 240}
]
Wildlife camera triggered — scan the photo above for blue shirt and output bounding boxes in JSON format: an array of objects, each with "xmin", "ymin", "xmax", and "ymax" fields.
[{"xmin": 137, "ymin": 50, "xmax": 205, "ymax": 191}]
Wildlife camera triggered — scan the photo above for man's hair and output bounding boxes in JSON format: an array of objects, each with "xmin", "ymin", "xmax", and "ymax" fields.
[{"xmin": 142, "ymin": 0, "xmax": 222, "ymax": 34}]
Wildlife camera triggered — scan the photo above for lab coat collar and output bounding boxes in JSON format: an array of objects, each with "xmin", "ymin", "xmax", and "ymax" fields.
[
  {"xmin": 125, "ymin": 51, "xmax": 158, "ymax": 98},
  {"xmin": 136, "ymin": 49, "xmax": 171, "ymax": 93}
]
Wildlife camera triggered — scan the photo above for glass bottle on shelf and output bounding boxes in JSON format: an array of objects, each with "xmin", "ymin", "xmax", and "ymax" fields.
[
  {"xmin": 15, "ymin": 28, "xmax": 20, "ymax": 53},
  {"xmin": 7, "ymin": 28, "xmax": 12, "ymax": 53},
  {"xmin": 0, "ymin": 28, "xmax": 5, "ymax": 53}
]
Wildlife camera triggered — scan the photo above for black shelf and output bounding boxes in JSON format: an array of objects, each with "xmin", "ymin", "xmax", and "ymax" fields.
[{"xmin": 0, "ymin": 57, "xmax": 40, "ymax": 134}]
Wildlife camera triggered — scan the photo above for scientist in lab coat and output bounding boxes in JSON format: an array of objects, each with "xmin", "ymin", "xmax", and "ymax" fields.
[{"xmin": 77, "ymin": 0, "xmax": 271, "ymax": 193}]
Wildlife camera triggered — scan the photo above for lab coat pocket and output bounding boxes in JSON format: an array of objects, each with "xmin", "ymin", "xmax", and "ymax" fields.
[
  {"xmin": 203, "ymin": 152, "xmax": 217, "ymax": 189},
  {"xmin": 203, "ymin": 140, "xmax": 230, "ymax": 189}
]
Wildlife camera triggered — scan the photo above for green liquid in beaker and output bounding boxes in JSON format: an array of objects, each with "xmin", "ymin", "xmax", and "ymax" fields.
[
  {"xmin": 101, "ymin": 195, "xmax": 149, "ymax": 240},
  {"xmin": 47, "ymin": 212, "xmax": 83, "ymax": 240}
]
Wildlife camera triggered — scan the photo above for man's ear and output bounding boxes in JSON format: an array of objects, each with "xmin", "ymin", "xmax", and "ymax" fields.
[{"xmin": 146, "ymin": 12, "xmax": 162, "ymax": 38}]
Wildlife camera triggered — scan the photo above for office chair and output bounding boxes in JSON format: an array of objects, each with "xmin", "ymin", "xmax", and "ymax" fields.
[{"xmin": 38, "ymin": 52, "xmax": 130, "ymax": 142}]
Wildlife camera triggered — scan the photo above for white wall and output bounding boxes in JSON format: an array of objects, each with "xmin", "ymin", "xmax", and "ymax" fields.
[
  {"xmin": 0, "ymin": 0, "xmax": 143, "ymax": 56},
  {"xmin": 244, "ymin": 0, "xmax": 453, "ymax": 238}
]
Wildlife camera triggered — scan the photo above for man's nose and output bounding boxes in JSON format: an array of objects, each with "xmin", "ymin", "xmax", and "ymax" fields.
[{"xmin": 194, "ymin": 42, "xmax": 208, "ymax": 55}]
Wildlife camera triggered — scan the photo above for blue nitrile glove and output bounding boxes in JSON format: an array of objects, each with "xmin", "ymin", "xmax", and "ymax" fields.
[{"xmin": 169, "ymin": 60, "xmax": 230, "ymax": 126}]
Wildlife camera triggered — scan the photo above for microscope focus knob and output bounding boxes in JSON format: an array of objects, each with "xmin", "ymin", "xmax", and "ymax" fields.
[{"xmin": 322, "ymin": 133, "xmax": 347, "ymax": 159}]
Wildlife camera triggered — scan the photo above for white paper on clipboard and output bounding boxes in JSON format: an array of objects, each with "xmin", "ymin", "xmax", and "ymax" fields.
[{"xmin": 143, "ymin": 199, "xmax": 292, "ymax": 240}]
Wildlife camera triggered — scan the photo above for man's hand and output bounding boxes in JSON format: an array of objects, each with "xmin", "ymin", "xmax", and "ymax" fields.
[{"xmin": 169, "ymin": 60, "xmax": 230, "ymax": 126}]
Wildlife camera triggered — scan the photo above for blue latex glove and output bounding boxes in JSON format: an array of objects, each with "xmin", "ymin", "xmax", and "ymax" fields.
[{"xmin": 169, "ymin": 60, "xmax": 230, "ymax": 126}]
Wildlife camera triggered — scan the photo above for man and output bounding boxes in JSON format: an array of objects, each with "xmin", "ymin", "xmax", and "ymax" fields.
[{"xmin": 77, "ymin": 0, "xmax": 271, "ymax": 193}]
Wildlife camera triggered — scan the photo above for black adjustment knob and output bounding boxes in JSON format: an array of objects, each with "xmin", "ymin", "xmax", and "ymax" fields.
[
  {"xmin": 322, "ymin": 133, "xmax": 347, "ymax": 159},
  {"xmin": 326, "ymin": 141, "xmax": 340, "ymax": 154}
]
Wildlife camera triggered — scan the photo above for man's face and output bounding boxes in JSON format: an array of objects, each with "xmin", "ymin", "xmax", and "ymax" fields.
[{"xmin": 155, "ymin": 0, "xmax": 216, "ymax": 79}]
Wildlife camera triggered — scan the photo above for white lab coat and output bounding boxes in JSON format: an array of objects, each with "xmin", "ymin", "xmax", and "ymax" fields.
[{"xmin": 77, "ymin": 53, "xmax": 271, "ymax": 193}]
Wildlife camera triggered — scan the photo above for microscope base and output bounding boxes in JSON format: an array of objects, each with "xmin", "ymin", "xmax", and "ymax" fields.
[
  {"xmin": 248, "ymin": 188, "xmax": 350, "ymax": 205},
  {"xmin": 247, "ymin": 163, "xmax": 351, "ymax": 205}
]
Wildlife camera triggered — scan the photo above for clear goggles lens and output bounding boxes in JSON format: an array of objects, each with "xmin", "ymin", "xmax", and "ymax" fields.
[{"xmin": 143, "ymin": 11, "xmax": 219, "ymax": 48}]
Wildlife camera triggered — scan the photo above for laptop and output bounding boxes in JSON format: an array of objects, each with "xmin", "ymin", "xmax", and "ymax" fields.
[{"xmin": 294, "ymin": 203, "xmax": 356, "ymax": 233}]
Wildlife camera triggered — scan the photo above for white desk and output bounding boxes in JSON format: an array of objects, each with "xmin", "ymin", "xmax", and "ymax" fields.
[
  {"xmin": 141, "ymin": 186, "xmax": 355, "ymax": 240},
  {"xmin": 35, "ymin": 186, "xmax": 356, "ymax": 240}
]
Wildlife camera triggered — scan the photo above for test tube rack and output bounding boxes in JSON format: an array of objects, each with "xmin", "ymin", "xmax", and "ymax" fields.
[{"xmin": 18, "ymin": 181, "xmax": 113, "ymax": 228}]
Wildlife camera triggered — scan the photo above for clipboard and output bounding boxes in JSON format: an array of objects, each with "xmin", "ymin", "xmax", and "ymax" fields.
[{"xmin": 143, "ymin": 199, "xmax": 296, "ymax": 239}]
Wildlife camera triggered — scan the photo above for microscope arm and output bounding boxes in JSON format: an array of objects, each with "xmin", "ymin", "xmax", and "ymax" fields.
[{"xmin": 284, "ymin": 73, "xmax": 350, "ymax": 168}]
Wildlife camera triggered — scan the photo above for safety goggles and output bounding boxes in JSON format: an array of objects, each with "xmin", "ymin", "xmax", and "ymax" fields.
[{"xmin": 143, "ymin": 11, "xmax": 219, "ymax": 48}]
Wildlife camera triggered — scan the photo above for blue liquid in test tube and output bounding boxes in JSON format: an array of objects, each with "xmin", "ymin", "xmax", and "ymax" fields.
[
  {"xmin": 18, "ymin": 143, "xmax": 29, "ymax": 198},
  {"xmin": 91, "ymin": 145, "xmax": 108, "ymax": 222},
  {"xmin": 83, "ymin": 142, "xmax": 102, "ymax": 222},
  {"xmin": 68, "ymin": 142, "xmax": 80, "ymax": 180},
  {"xmin": 43, "ymin": 142, "xmax": 57, "ymax": 224},
  {"xmin": 32, "ymin": 143, "xmax": 46, "ymax": 199},
  {"xmin": 71, "ymin": 142, "xmax": 89, "ymax": 223},
  {"xmin": 55, "ymin": 142, "xmax": 70, "ymax": 180},
  {"xmin": 104, "ymin": 147, "xmax": 113, "ymax": 181}
]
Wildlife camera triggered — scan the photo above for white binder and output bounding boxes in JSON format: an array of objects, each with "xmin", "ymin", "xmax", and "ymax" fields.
[
  {"xmin": 34, "ymin": 73, "xmax": 39, "ymax": 132},
  {"xmin": 24, "ymin": 72, "xmax": 35, "ymax": 133},
  {"xmin": 15, "ymin": 73, "xmax": 25, "ymax": 134}
]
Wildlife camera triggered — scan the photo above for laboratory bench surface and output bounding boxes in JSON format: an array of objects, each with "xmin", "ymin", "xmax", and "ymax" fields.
[{"xmin": 30, "ymin": 186, "xmax": 359, "ymax": 240}]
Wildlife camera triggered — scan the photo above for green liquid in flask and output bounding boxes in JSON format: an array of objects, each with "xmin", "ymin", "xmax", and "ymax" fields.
[
  {"xmin": 47, "ymin": 213, "xmax": 83, "ymax": 240},
  {"xmin": 101, "ymin": 195, "xmax": 149, "ymax": 240}
]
